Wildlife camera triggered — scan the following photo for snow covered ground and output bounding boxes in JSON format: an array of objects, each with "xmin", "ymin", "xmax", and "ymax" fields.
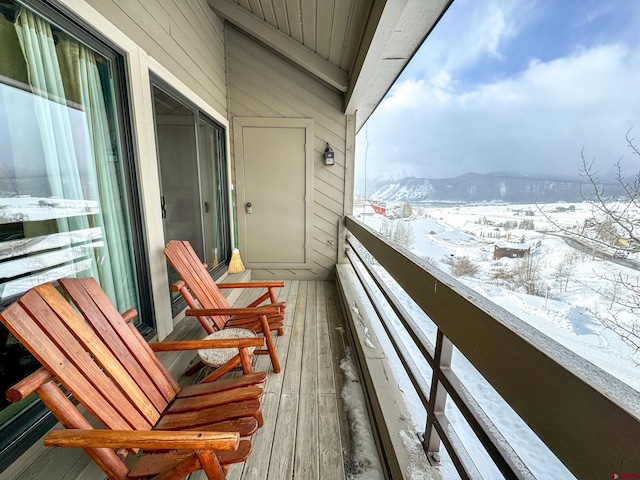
[{"xmin": 353, "ymin": 201, "xmax": 640, "ymax": 479}]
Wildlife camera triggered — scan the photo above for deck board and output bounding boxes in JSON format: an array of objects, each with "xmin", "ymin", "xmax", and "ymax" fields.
[{"xmin": 2, "ymin": 280, "xmax": 366, "ymax": 480}]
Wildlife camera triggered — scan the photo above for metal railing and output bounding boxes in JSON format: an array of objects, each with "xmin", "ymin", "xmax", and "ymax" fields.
[{"xmin": 343, "ymin": 215, "xmax": 640, "ymax": 479}]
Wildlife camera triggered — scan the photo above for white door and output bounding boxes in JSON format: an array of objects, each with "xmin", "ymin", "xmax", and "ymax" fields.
[{"xmin": 234, "ymin": 118, "xmax": 313, "ymax": 268}]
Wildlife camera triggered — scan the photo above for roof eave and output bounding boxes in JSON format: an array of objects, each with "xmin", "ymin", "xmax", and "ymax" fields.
[{"xmin": 345, "ymin": 0, "xmax": 454, "ymax": 131}]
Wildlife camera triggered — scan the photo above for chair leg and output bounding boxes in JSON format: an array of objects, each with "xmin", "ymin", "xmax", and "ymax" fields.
[
  {"xmin": 258, "ymin": 315, "xmax": 281, "ymax": 373},
  {"xmin": 255, "ymin": 410, "xmax": 264, "ymax": 428},
  {"xmin": 239, "ymin": 348, "xmax": 254, "ymax": 374},
  {"xmin": 277, "ymin": 327, "xmax": 284, "ymax": 336},
  {"xmin": 185, "ymin": 359, "xmax": 206, "ymax": 377},
  {"xmin": 201, "ymin": 356, "xmax": 242, "ymax": 383},
  {"xmin": 197, "ymin": 450, "xmax": 226, "ymax": 480}
]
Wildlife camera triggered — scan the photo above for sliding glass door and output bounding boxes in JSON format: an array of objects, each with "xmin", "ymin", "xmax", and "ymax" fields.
[
  {"xmin": 152, "ymin": 85, "xmax": 230, "ymax": 309},
  {"xmin": 199, "ymin": 116, "xmax": 229, "ymax": 269}
]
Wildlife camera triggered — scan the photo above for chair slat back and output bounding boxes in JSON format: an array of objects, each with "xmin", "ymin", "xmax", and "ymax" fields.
[
  {"xmin": 164, "ymin": 240, "xmax": 230, "ymax": 330},
  {"xmin": 0, "ymin": 283, "xmax": 162, "ymax": 431},
  {"xmin": 58, "ymin": 278, "xmax": 180, "ymax": 406}
]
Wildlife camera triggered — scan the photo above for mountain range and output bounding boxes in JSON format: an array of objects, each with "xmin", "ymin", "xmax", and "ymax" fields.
[{"xmin": 365, "ymin": 172, "xmax": 627, "ymax": 204}]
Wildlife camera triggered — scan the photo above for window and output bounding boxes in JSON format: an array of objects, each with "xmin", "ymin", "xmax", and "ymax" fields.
[
  {"xmin": 0, "ymin": 1, "xmax": 145, "ymax": 470},
  {"xmin": 152, "ymin": 84, "xmax": 231, "ymax": 311}
]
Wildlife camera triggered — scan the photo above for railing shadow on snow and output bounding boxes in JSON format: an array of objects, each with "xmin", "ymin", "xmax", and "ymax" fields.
[{"xmin": 341, "ymin": 215, "xmax": 640, "ymax": 480}]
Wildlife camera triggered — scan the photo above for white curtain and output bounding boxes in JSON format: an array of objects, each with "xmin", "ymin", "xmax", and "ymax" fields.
[
  {"xmin": 58, "ymin": 37, "xmax": 138, "ymax": 309},
  {"xmin": 13, "ymin": 8, "xmax": 137, "ymax": 310},
  {"xmin": 14, "ymin": 9, "xmax": 87, "ymax": 211}
]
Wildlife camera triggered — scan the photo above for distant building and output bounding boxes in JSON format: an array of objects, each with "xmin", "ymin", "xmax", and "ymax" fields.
[
  {"xmin": 370, "ymin": 203, "xmax": 386, "ymax": 216},
  {"xmin": 493, "ymin": 242, "xmax": 530, "ymax": 260}
]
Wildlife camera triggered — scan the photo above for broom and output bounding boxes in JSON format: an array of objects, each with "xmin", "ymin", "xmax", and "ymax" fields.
[
  {"xmin": 227, "ymin": 186, "xmax": 245, "ymax": 274},
  {"xmin": 228, "ymin": 248, "xmax": 245, "ymax": 274}
]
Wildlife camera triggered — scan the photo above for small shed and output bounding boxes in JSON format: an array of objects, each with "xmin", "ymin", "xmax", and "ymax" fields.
[{"xmin": 494, "ymin": 242, "xmax": 530, "ymax": 260}]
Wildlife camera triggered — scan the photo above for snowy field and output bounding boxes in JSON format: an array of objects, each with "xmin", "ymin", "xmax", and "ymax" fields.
[{"xmin": 353, "ymin": 201, "xmax": 640, "ymax": 479}]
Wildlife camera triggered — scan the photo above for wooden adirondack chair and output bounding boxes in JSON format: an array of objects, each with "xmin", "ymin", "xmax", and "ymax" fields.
[
  {"xmin": 164, "ymin": 240, "xmax": 285, "ymax": 375},
  {"xmin": 1, "ymin": 278, "xmax": 273, "ymax": 480}
]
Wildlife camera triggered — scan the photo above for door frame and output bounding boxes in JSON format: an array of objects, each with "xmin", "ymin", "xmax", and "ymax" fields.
[{"xmin": 233, "ymin": 117, "xmax": 314, "ymax": 269}]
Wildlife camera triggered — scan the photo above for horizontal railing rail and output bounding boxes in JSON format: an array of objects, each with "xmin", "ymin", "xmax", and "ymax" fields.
[{"xmin": 344, "ymin": 215, "xmax": 640, "ymax": 480}]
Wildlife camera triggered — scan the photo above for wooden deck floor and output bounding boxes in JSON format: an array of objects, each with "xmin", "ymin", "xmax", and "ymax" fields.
[
  {"xmin": 1, "ymin": 280, "xmax": 360, "ymax": 480},
  {"xmin": 213, "ymin": 280, "xmax": 351, "ymax": 480}
]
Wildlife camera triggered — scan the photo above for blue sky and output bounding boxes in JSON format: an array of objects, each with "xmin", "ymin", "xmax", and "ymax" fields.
[{"xmin": 355, "ymin": 0, "xmax": 640, "ymax": 183}]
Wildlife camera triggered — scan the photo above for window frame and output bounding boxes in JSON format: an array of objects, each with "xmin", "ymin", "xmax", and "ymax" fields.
[{"xmin": 150, "ymin": 78, "xmax": 232, "ymax": 316}]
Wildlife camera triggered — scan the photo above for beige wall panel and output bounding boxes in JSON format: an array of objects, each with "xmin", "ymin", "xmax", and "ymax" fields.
[
  {"xmin": 316, "ymin": 168, "xmax": 344, "ymax": 198},
  {"xmin": 315, "ymin": 168, "xmax": 344, "ymax": 195},
  {"xmin": 228, "ymin": 82, "xmax": 280, "ymax": 117},
  {"xmin": 227, "ymin": 56, "xmax": 345, "ymax": 133},
  {"xmin": 86, "ymin": 0, "xmax": 227, "ymax": 114},
  {"xmin": 227, "ymin": 26, "xmax": 347, "ymax": 280},
  {"xmin": 312, "ymin": 250, "xmax": 337, "ymax": 273},
  {"xmin": 315, "ymin": 203, "xmax": 342, "ymax": 228},
  {"xmin": 314, "ymin": 187, "xmax": 343, "ymax": 215},
  {"xmin": 314, "ymin": 215, "xmax": 340, "ymax": 240},
  {"xmin": 228, "ymin": 29, "xmax": 344, "ymax": 111}
]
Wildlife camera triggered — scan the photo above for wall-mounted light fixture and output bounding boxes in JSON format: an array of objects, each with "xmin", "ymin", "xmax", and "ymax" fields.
[{"xmin": 323, "ymin": 142, "xmax": 335, "ymax": 165}]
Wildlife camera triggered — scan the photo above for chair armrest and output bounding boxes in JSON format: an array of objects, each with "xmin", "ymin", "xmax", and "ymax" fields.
[
  {"xmin": 170, "ymin": 279, "xmax": 186, "ymax": 293},
  {"xmin": 44, "ymin": 429, "xmax": 239, "ymax": 451},
  {"xmin": 150, "ymin": 337, "xmax": 265, "ymax": 352},
  {"xmin": 217, "ymin": 282, "xmax": 284, "ymax": 289},
  {"xmin": 6, "ymin": 368, "xmax": 53, "ymax": 402},
  {"xmin": 186, "ymin": 307, "xmax": 281, "ymax": 317},
  {"xmin": 121, "ymin": 309, "xmax": 138, "ymax": 324},
  {"xmin": 246, "ymin": 300, "xmax": 285, "ymax": 309}
]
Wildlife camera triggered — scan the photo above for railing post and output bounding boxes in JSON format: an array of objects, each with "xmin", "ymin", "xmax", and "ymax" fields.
[{"xmin": 424, "ymin": 329, "xmax": 453, "ymax": 464}]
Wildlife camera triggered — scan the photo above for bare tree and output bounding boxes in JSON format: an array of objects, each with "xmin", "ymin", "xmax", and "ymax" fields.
[
  {"xmin": 554, "ymin": 251, "xmax": 579, "ymax": 293},
  {"xmin": 394, "ymin": 221, "xmax": 415, "ymax": 249},
  {"xmin": 512, "ymin": 254, "xmax": 545, "ymax": 296},
  {"xmin": 594, "ymin": 270, "xmax": 640, "ymax": 353},
  {"xmin": 539, "ymin": 129, "xmax": 640, "ymax": 352},
  {"xmin": 381, "ymin": 218, "xmax": 415, "ymax": 250}
]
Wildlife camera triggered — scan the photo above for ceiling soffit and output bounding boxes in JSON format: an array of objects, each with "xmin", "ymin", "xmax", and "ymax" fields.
[{"xmin": 209, "ymin": 0, "xmax": 453, "ymax": 130}]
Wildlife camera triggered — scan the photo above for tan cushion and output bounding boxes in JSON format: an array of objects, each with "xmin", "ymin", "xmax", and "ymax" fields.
[{"xmin": 198, "ymin": 328, "xmax": 259, "ymax": 367}]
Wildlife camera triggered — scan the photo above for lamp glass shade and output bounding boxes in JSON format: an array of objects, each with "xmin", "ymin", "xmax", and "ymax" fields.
[{"xmin": 324, "ymin": 144, "xmax": 335, "ymax": 165}]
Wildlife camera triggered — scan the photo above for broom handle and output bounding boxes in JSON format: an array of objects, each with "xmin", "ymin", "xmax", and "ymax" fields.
[{"xmin": 232, "ymin": 187, "xmax": 239, "ymax": 249}]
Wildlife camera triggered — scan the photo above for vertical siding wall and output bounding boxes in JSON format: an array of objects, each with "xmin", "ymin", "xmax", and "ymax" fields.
[
  {"xmin": 226, "ymin": 26, "xmax": 347, "ymax": 280},
  {"xmin": 86, "ymin": 0, "xmax": 227, "ymax": 114}
]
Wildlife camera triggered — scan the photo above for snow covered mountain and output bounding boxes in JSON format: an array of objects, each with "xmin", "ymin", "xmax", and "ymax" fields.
[{"xmin": 370, "ymin": 172, "xmax": 626, "ymax": 203}]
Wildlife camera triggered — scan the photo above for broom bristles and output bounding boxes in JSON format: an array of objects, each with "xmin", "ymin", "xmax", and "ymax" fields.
[{"xmin": 228, "ymin": 248, "xmax": 245, "ymax": 274}]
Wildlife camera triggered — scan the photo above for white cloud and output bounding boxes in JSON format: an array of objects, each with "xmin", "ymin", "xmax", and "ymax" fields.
[
  {"xmin": 403, "ymin": 0, "xmax": 532, "ymax": 80},
  {"xmin": 356, "ymin": 44, "xmax": 640, "ymax": 180},
  {"xmin": 579, "ymin": 4, "xmax": 616, "ymax": 26}
]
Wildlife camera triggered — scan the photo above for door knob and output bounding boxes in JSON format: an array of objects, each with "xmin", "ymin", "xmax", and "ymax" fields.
[{"xmin": 245, "ymin": 202, "xmax": 252, "ymax": 214}]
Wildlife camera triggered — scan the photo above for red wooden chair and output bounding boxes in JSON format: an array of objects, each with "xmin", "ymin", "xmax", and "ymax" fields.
[
  {"xmin": 1, "ymin": 279, "xmax": 269, "ymax": 480},
  {"xmin": 164, "ymin": 240, "xmax": 285, "ymax": 375}
]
